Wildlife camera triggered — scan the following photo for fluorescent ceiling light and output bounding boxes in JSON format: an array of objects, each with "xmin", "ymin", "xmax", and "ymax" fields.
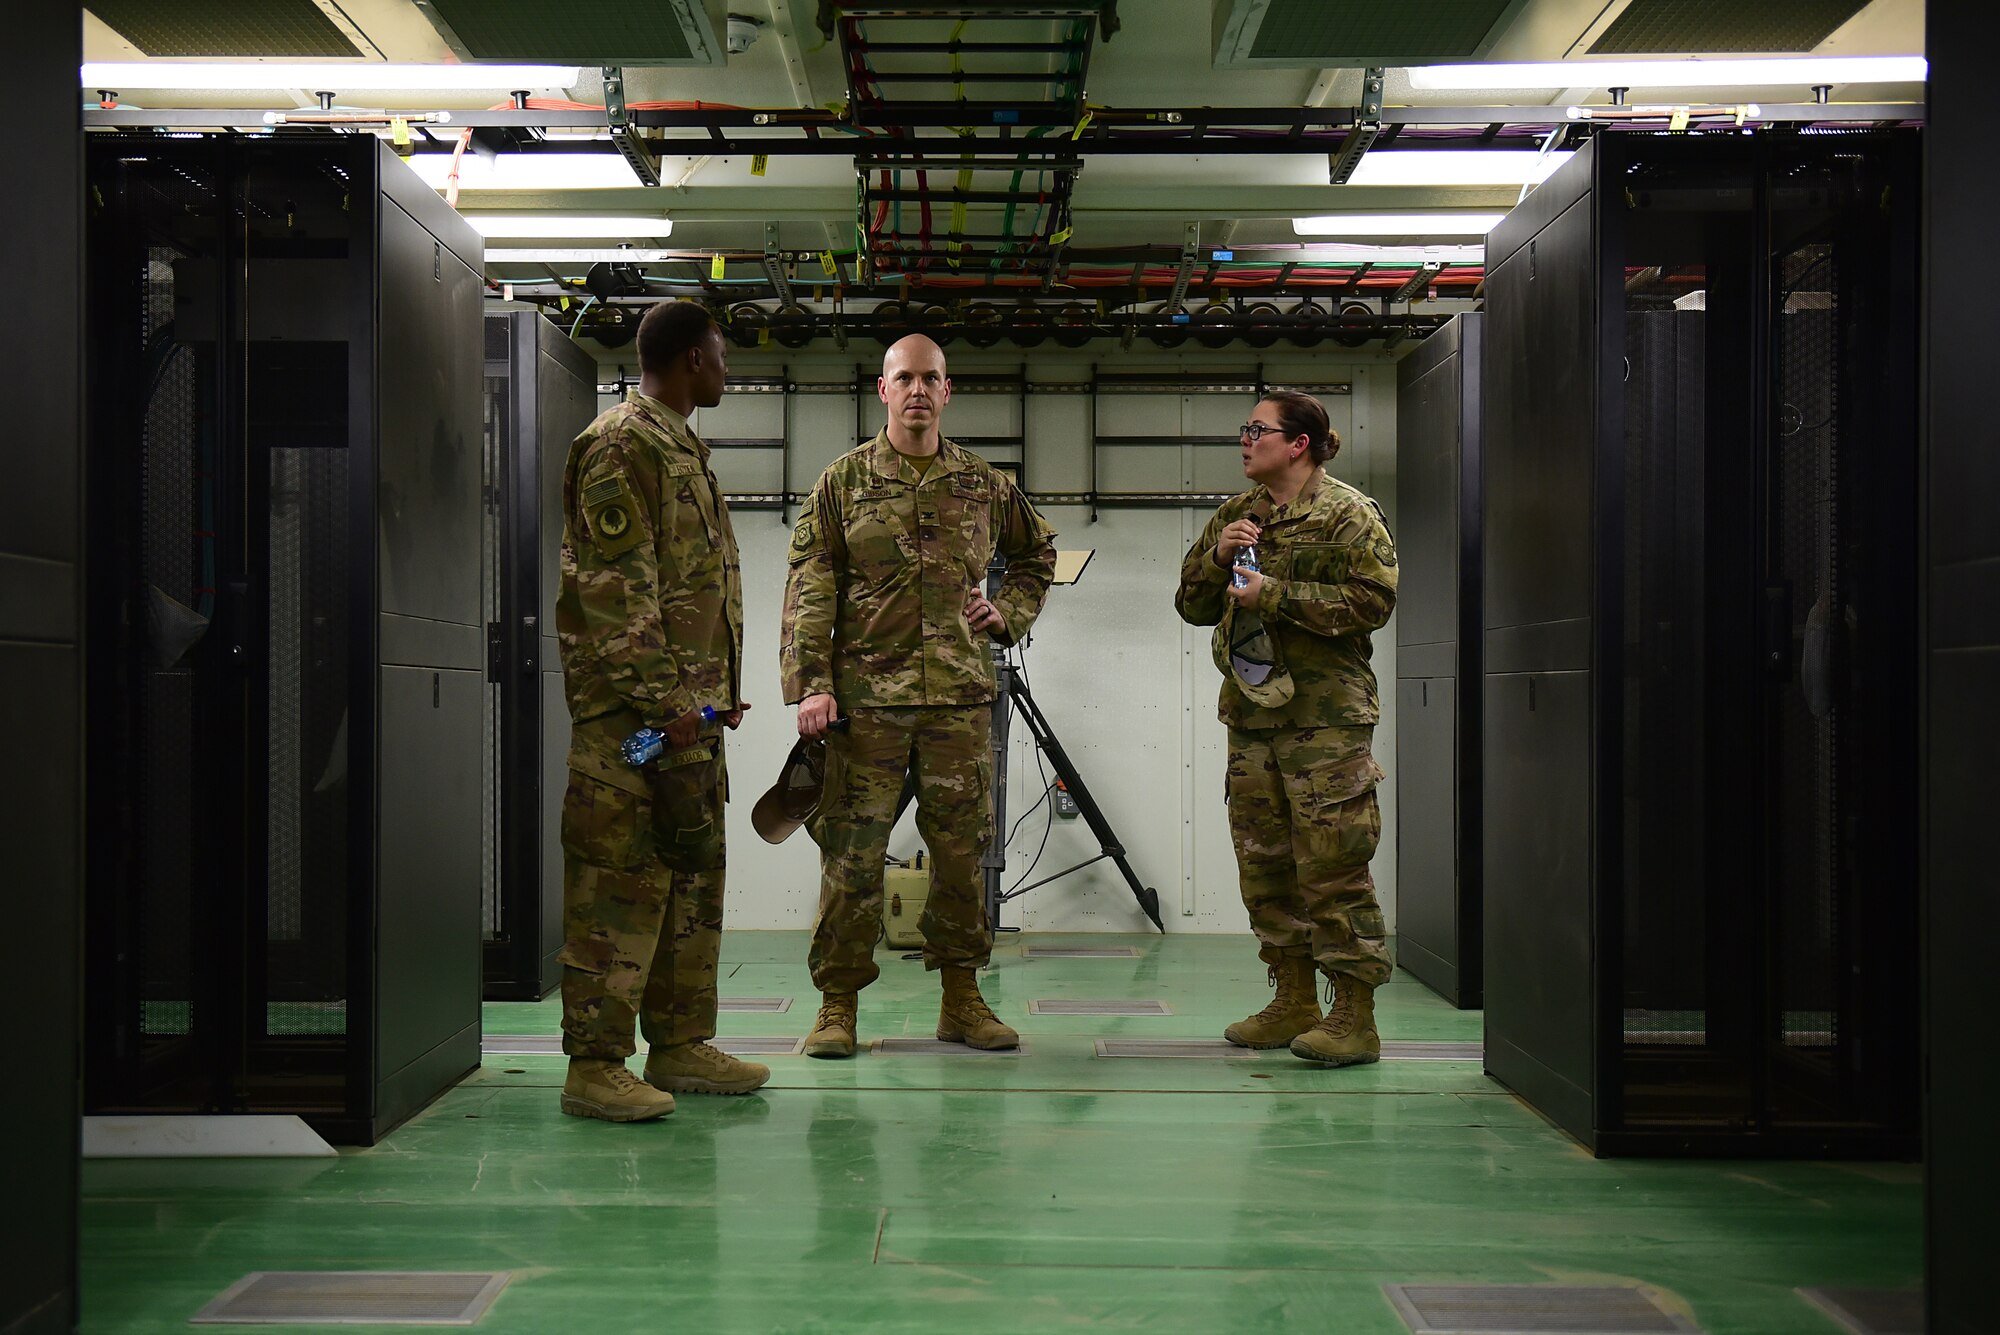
[
  {"xmin": 1294, "ymin": 243, "xmax": 1486, "ymax": 264},
  {"xmin": 81, "ymin": 62, "xmax": 581, "ymax": 91},
  {"xmin": 1407, "ymin": 56, "xmax": 1927, "ymax": 91},
  {"xmin": 403, "ymin": 154, "xmax": 641, "ymax": 191},
  {"xmin": 1293, "ymin": 213, "xmax": 1505, "ymax": 237},
  {"xmin": 484, "ymin": 249, "xmax": 677, "ymax": 264},
  {"xmin": 1345, "ymin": 150, "xmax": 1572, "ymax": 187},
  {"xmin": 468, "ymin": 215, "xmax": 673, "ymax": 239}
]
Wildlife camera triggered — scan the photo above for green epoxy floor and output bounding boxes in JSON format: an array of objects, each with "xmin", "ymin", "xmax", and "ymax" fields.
[{"xmin": 81, "ymin": 933, "xmax": 1921, "ymax": 1333}]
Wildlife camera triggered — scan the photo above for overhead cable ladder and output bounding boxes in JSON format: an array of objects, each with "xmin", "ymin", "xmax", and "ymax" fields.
[{"xmin": 829, "ymin": 2, "xmax": 1114, "ymax": 284}]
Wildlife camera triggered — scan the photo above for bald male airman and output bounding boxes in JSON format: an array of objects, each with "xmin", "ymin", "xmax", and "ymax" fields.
[{"xmin": 781, "ymin": 335, "xmax": 1058, "ymax": 1057}]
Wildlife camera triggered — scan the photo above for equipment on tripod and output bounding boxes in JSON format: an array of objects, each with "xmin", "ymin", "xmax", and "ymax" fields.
[
  {"xmin": 864, "ymin": 552, "xmax": 1163, "ymax": 937},
  {"xmin": 977, "ymin": 552, "xmax": 1163, "ymax": 932},
  {"xmin": 985, "ymin": 657, "xmax": 1163, "ymax": 931}
]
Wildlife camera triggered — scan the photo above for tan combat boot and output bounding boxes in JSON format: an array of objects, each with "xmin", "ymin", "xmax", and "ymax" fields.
[
  {"xmin": 561, "ymin": 1058, "xmax": 676, "ymax": 1121},
  {"xmin": 1223, "ymin": 956, "xmax": 1322, "ymax": 1049},
  {"xmin": 937, "ymin": 966, "xmax": 1019, "ymax": 1050},
  {"xmin": 1289, "ymin": 973, "xmax": 1380, "ymax": 1066},
  {"xmin": 805, "ymin": 991, "xmax": 859, "ymax": 1058},
  {"xmin": 644, "ymin": 1041, "xmax": 771, "ymax": 1095}
]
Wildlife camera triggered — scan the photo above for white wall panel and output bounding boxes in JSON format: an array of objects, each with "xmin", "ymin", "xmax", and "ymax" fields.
[
  {"xmin": 1024, "ymin": 391, "xmax": 1091, "ymax": 492},
  {"xmin": 993, "ymin": 502, "xmax": 1189, "ymax": 932}
]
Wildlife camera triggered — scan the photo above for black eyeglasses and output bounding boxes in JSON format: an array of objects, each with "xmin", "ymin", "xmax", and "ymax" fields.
[{"xmin": 1238, "ymin": 422, "xmax": 1292, "ymax": 443}]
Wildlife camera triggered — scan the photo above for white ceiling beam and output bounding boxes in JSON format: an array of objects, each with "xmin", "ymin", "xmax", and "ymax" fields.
[
  {"xmin": 767, "ymin": 0, "xmax": 818, "ymax": 110},
  {"xmin": 1305, "ymin": 68, "xmax": 1344, "ymax": 107},
  {"xmin": 763, "ymin": 1, "xmax": 845, "ymax": 258}
]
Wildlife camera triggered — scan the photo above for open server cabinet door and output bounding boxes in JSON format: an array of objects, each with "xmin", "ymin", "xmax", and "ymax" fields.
[
  {"xmin": 482, "ymin": 312, "xmax": 593, "ymax": 1000},
  {"xmin": 1481, "ymin": 130, "xmax": 1921, "ymax": 1157},
  {"xmin": 83, "ymin": 135, "xmax": 485, "ymax": 1144}
]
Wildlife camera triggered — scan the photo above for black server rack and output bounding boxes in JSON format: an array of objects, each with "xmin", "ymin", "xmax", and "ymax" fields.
[
  {"xmin": 7, "ymin": 5, "xmax": 83, "ymax": 1331},
  {"xmin": 1394, "ymin": 313, "xmax": 1483, "ymax": 1008},
  {"xmin": 1480, "ymin": 130, "xmax": 1920, "ymax": 1156},
  {"xmin": 482, "ymin": 313, "xmax": 595, "ymax": 1000},
  {"xmin": 1925, "ymin": 9, "xmax": 1999, "ymax": 1331},
  {"xmin": 83, "ymin": 135, "xmax": 486, "ymax": 1144}
]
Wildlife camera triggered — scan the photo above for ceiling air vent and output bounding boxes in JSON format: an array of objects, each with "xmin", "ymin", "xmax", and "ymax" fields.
[
  {"xmin": 1214, "ymin": 0, "xmax": 1526, "ymax": 68},
  {"xmin": 1589, "ymin": 0, "xmax": 1870, "ymax": 54},
  {"xmin": 87, "ymin": 0, "xmax": 363, "ymax": 57},
  {"xmin": 413, "ymin": 0, "xmax": 723, "ymax": 65}
]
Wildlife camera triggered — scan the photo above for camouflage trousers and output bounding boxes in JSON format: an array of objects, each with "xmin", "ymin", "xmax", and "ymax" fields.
[
  {"xmin": 808, "ymin": 704, "xmax": 993, "ymax": 992},
  {"xmin": 557, "ymin": 769, "xmax": 724, "ymax": 1060},
  {"xmin": 1225, "ymin": 723, "xmax": 1392, "ymax": 987}
]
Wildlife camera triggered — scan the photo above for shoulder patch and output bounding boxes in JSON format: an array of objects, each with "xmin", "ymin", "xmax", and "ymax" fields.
[
  {"xmin": 788, "ymin": 495, "xmax": 821, "ymax": 562},
  {"xmin": 581, "ymin": 470, "xmax": 645, "ymax": 559},
  {"xmin": 582, "ymin": 474, "xmax": 625, "ymax": 510}
]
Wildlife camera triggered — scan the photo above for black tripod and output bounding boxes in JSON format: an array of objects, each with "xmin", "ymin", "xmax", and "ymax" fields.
[
  {"xmin": 982, "ymin": 660, "xmax": 1164, "ymax": 932},
  {"xmin": 889, "ymin": 553, "xmax": 1163, "ymax": 935}
]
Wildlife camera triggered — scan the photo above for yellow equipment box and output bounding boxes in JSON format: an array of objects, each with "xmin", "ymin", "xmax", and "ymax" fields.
[{"xmin": 883, "ymin": 858, "xmax": 930, "ymax": 950}]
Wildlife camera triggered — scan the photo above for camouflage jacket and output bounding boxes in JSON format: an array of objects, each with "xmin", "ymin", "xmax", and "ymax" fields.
[
  {"xmin": 1175, "ymin": 466, "xmax": 1397, "ymax": 729},
  {"xmin": 782, "ymin": 431, "xmax": 1057, "ymax": 707},
  {"xmin": 557, "ymin": 392, "xmax": 743, "ymax": 788}
]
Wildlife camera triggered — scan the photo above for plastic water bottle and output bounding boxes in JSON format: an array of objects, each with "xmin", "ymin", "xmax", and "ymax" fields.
[
  {"xmin": 623, "ymin": 706, "xmax": 719, "ymax": 766},
  {"xmin": 1231, "ymin": 542, "xmax": 1260, "ymax": 589}
]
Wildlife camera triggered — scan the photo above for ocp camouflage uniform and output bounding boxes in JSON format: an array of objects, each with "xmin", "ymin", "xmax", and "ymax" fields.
[
  {"xmin": 782, "ymin": 432, "xmax": 1056, "ymax": 990},
  {"xmin": 555, "ymin": 390, "xmax": 742, "ymax": 1059},
  {"xmin": 1175, "ymin": 466, "xmax": 1398, "ymax": 986}
]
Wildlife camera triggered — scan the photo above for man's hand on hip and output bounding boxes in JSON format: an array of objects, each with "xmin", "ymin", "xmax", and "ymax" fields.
[
  {"xmin": 965, "ymin": 589, "xmax": 1005, "ymax": 636},
  {"xmin": 798, "ymin": 692, "xmax": 839, "ymax": 739}
]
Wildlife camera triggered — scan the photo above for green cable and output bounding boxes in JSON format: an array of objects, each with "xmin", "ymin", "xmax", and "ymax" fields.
[{"xmin": 994, "ymin": 22, "xmax": 1083, "ymax": 272}]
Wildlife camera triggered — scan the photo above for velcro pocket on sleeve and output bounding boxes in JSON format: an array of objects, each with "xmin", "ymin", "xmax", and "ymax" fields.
[{"xmin": 1290, "ymin": 541, "xmax": 1353, "ymax": 585}]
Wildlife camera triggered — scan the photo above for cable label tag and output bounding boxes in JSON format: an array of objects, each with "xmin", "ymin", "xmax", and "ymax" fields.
[{"xmin": 711, "ymin": 254, "xmax": 726, "ymax": 280}]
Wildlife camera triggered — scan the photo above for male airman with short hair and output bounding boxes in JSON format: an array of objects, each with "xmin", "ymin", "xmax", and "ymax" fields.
[{"xmin": 554, "ymin": 299, "xmax": 766, "ymax": 1120}]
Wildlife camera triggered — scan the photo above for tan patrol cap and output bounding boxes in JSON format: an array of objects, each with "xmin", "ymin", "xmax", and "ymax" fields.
[
  {"xmin": 751, "ymin": 736, "xmax": 829, "ymax": 844},
  {"xmin": 1214, "ymin": 603, "xmax": 1295, "ymax": 709}
]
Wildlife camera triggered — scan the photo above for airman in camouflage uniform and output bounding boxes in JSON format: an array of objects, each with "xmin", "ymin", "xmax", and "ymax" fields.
[
  {"xmin": 782, "ymin": 335, "xmax": 1057, "ymax": 1057},
  {"xmin": 1176, "ymin": 391, "xmax": 1398, "ymax": 1067},
  {"xmin": 554, "ymin": 301, "xmax": 768, "ymax": 1121}
]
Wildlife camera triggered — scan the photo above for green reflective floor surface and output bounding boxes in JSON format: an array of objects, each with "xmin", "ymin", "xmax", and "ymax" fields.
[{"xmin": 82, "ymin": 933, "xmax": 1921, "ymax": 1333}]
